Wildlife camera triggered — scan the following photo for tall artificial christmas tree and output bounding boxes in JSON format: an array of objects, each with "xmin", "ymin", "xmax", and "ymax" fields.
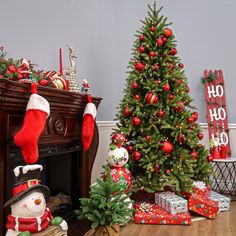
[{"xmin": 114, "ymin": 3, "xmax": 212, "ymax": 193}]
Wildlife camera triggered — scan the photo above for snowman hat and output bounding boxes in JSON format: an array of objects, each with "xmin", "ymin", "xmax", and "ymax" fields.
[{"xmin": 4, "ymin": 164, "xmax": 50, "ymax": 207}]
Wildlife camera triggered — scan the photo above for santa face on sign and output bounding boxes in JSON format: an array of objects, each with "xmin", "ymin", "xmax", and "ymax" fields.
[{"xmin": 11, "ymin": 191, "xmax": 46, "ymax": 218}]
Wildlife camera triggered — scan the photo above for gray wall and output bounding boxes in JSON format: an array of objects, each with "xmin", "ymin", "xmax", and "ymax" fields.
[{"xmin": 1, "ymin": 0, "xmax": 235, "ymax": 122}]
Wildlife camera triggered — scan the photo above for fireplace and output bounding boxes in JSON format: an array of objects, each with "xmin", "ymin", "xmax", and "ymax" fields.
[{"xmin": 0, "ymin": 79, "xmax": 102, "ymax": 236}]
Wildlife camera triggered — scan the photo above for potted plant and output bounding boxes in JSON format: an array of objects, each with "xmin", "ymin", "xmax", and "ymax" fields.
[{"xmin": 75, "ymin": 166, "xmax": 134, "ymax": 236}]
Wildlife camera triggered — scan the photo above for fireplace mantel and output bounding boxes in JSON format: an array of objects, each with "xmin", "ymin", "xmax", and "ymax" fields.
[{"xmin": 0, "ymin": 78, "xmax": 102, "ymax": 236}]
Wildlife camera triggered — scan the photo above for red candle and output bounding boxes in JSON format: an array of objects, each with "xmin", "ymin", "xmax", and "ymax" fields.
[
  {"xmin": 220, "ymin": 145, "xmax": 227, "ymax": 159},
  {"xmin": 59, "ymin": 48, "xmax": 63, "ymax": 76}
]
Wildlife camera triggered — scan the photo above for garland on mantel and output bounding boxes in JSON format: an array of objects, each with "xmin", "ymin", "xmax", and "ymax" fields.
[{"xmin": 0, "ymin": 48, "xmax": 68, "ymax": 90}]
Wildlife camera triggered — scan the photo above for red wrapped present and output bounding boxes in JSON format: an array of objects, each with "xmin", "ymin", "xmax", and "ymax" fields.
[
  {"xmin": 192, "ymin": 181, "xmax": 211, "ymax": 198},
  {"xmin": 134, "ymin": 202, "xmax": 191, "ymax": 225},
  {"xmin": 188, "ymin": 193, "xmax": 219, "ymax": 219}
]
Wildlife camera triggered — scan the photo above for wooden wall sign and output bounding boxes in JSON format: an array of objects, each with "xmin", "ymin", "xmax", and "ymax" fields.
[{"xmin": 203, "ymin": 69, "xmax": 231, "ymax": 157}]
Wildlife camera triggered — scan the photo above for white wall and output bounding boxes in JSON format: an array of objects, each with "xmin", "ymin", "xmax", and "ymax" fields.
[
  {"xmin": 0, "ymin": 0, "xmax": 236, "ymax": 122},
  {"xmin": 91, "ymin": 122, "xmax": 236, "ymax": 183}
]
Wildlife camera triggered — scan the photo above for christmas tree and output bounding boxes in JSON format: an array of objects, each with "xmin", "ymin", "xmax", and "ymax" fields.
[{"xmin": 114, "ymin": 3, "xmax": 212, "ymax": 193}]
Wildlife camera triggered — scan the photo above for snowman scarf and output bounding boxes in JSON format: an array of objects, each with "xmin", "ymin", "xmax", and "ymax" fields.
[{"xmin": 6, "ymin": 208, "xmax": 53, "ymax": 233}]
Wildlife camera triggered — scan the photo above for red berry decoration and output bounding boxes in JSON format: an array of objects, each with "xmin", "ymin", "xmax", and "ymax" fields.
[
  {"xmin": 134, "ymin": 94, "xmax": 140, "ymax": 100},
  {"xmin": 190, "ymin": 151, "xmax": 198, "ymax": 159},
  {"xmin": 145, "ymin": 92, "xmax": 158, "ymax": 105},
  {"xmin": 135, "ymin": 62, "xmax": 145, "ymax": 72},
  {"xmin": 154, "ymin": 162, "xmax": 160, "ymax": 173},
  {"xmin": 160, "ymin": 141, "xmax": 173, "ymax": 154},
  {"xmin": 112, "ymin": 133, "xmax": 127, "ymax": 147},
  {"xmin": 139, "ymin": 46, "xmax": 145, "ymax": 53},
  {"xmin": 164, "ymin": 28, "xmax": 172, "ymax": 37},
  {"xmin": 150, "ymin": 26, "xmax": 155, "ymax": 32},
  {"xmin": 192, "ymin": 112, "xmax": 198, "ymax": 121},
  {"xmin": 126, "ymin": 145, "xmax": 133, "ymax": 153},
  {"xmin": 187, "ymin": 117, "xmax": 194, "ymax": 124},
  {"xmin": 179, "ymin": 63, "xmax": 184, "ymax": 69},
  {"xmin": 132, "ymin": 82, "xmax": 138, "ymax": 89},
  {"xmin": 170, "ymin": 48, "xmax": 177, "ymax": 55},
  {"xmin": 186, "ymin": 84, "xmax": 190, "ymax": 93},
  {"xmin": 139, "ymin": 35, "xmax": 144, "ymax": 40},
  {"xmin": 150, "ymin": 51, "xmax": 155, "ymax": 57},
  {"xmin": 132, "ymin": 151, "xmax": 142, "ymax": 161},
  {"xmin": 198, "ymin": 133, "xmax": 204, "ymax": 140},
  {"xmin": 177, "ymin": 133, "xmax": 184, "ymax": 145},
  {"xmin": 124, "ymin": 105, "xmax": 131, "ymax": 117},
  {"xmin": 132, "ymin": 117, "xmax": 141, "ymax": 126},
  {"xmin": 154, "ymin": 80, "xmax": 159, "ymax": 84},
  {"xmin": 163, "ymin": 81, "xmax": 170, "ymax": 92},
  {"xmin": 153, "ymin": 64, "xmax": 158, "ymax": 71},
  {"xmin": 208, "ymin": 156, "xmax": 214, "ymax": 162},
  {"xmin": 169, "ymin": 94, "xmax": 174, "ymax": 100},
  {"xmin": 156, "ymin": 37, "xmax": 163, "ymax": 47},
  {"xmin": 146, "ymin": 135, "xmax": 151, "ymax": 142},
  {"xmin": 157, "ymin": 110, "xmax": 165, "ymax": 118},
  {"xmin": 175, "ymin": 101, "xmax": 184, "ymax": 112}
]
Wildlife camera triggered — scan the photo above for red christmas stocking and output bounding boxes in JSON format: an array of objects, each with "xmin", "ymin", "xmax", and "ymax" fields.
[
  {"xmin": 82, "ymin": 95, "xmax": 97, "ymax": 151},
  {"xmin": 14, "ymin": 93, "xmax": 50, "ymax": 164}
]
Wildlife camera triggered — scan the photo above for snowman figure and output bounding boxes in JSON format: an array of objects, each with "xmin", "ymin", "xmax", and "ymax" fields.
[{"xmin": 4, "ymin": 165, "xmax": 68, "ymax": 236}]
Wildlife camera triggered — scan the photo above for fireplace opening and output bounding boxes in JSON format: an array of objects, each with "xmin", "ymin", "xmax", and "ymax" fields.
[{"xmin": 7, "ymin": 143, "xmax": 81, "ymax": 224}]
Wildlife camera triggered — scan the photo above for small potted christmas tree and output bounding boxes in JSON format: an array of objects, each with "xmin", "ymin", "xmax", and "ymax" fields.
[{"xmin": 75, "ymin": 166, "xmax": 133, "ymax": 236}]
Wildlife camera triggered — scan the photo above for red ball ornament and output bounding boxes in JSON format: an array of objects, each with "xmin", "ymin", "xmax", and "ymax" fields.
[
  {"xmin": 166, "ymin": 169, "xmax": 171, "ymax": 174},
  {"xmin": 134, "ymin": 94, "xmax": 140, "ymax": 100},
  {"xmin": 177, "ymin": 133, "xmax": 184, "ymax": 145},
  {"xmin": 124, "ymin": 105, "xmax": 131, "ymax": 117},
  {"xmin": 139, "ymin": 46, "xmax": 145, "ymax": 53},
  {"xmin": 154, "ymin": 80, "xmax": 159, "ymax": 85},
  {"xmin": 192, "ymin": 112, "xmax": 198, "ymax": 121},
  {"xmin": 160, "ymin": 141, "xmax": 173, "ymax": 154},
  {"xmin": 139, "ymin": 35, "xmax": 144, "ymax": 40},
  {"xmin": 164, "ymin": 28, "xmax": 173, "ymax": 37},
  {"xmin": 156, "ymin": 37, "xmax": 163, "ymax": 47},
  {"xmin": 126, "ymin": 145, "xmax": 133, "ymax": 153},
  {"xmin": 153, "ymin": 64, "xmax": 158, "ymax": 71},
  {"xmin": 112, "ymin": 133, "xmax": 127, "ymax": 147},
  {"xmin": 187, "ymin": 117, "xmax": 194, "ymax": 124},
  {"xmin": 132, "ymin": 117, "xmax": 141, "ymax": 126},
  {"xmin": 146, "ymin": 135, "xmax": 151, "ymax": 142},
  {"xmin": 208, "ymin": 156, "xmax": 214, "ymax": 162},
  {"xmin": 109, "ymin": 166, "xmax": 132, "ymax": 193},
  {"xmin": 169, "ymin": 63, "xmax": 174, "ymax": 69},
  {"xmin": 163, "ymin": 81, "xmax": 170, "ymax": 92},
  {"xmin": 150, "ymin": 26, "xmax": 155, "ymax": 32},
  {"xmin": 190, "ymin": 151, "xmax": 198, "ymax": 159},
  {"xmin": 198, "ymin": 133, "xmax": 204, "ymax": 140},
  {"xmin": 5, "ymin": 70, "xmax": 11, "ymax": 75},
  {"xmin": 145, "ymin": 92, "xmax": 158, "ymax": 105},
  {"xmin": 198, "ymin": 144, "xmax": 203, "ymax": 148},
  {"xmin": 169, "ymin": 94, "xmax": 174, "ymax": 100},
  {"xmin": 132, "ymin": 82, "xmax": 138, "ymax": 89},
  {"xmin": 170, "ymin": 48, "xmax": 177, "ymax": 55},
  {"xmin": 157, "ymin": 110, "xmax": 165, "ymax": 118},
  {"xmin": 162, "ymin": 37, "xmax": 167, "ymax": 43},
  {"xmin": 132, "ymin": 151, "xmax": 142, "ymax": 161},
  {"xmin": 135, "ymin": 62, "xmax": 145, "ymax": 72},
  {"xmin": 150, "ymin": 51, "xmax": 155, "ymax": 57},
  {"xmin": 179, "ymin": 63, "xmax": 184, "ymax": 69}
]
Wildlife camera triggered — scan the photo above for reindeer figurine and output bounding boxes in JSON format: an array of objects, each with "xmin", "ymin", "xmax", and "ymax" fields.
[{"xmin": 63, "ymin": 44, "xmax": 80, "ymax": 92}]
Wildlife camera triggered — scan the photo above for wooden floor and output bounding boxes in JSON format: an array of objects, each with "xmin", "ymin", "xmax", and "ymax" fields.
[{"xmin": 84, "ymin": 202, "xmax": 236, "ymax": 236}]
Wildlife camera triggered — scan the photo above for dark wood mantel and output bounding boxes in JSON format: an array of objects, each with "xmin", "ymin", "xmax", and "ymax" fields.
[{"xmin": 0, "ymin": 78, "xmax": 102, "ymax": 236}]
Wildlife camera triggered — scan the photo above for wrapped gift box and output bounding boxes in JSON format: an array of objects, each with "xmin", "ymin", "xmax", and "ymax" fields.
[
  {"xmin": 155, "ymin": 191, "xmax": 188, "ymax": 214},
  {"xmin": 192, "ymin": 181, "xmax": 211, "ymax": 198},
  {"xmin": 188, "ymin": 193, "xmax": 219, "ymax": 219},
  {"xmin": 134, "ymin": 202, "xmax": 191, "ymax": 225},
  {"xmin": 208, "ymin": 191, "xmax": 230, "ymax": 212}
]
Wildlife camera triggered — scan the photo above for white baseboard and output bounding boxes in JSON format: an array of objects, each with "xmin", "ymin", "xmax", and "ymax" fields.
[{"xmin": 91, "ymin": 121, "xmax": 236, "ymax": 183}]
